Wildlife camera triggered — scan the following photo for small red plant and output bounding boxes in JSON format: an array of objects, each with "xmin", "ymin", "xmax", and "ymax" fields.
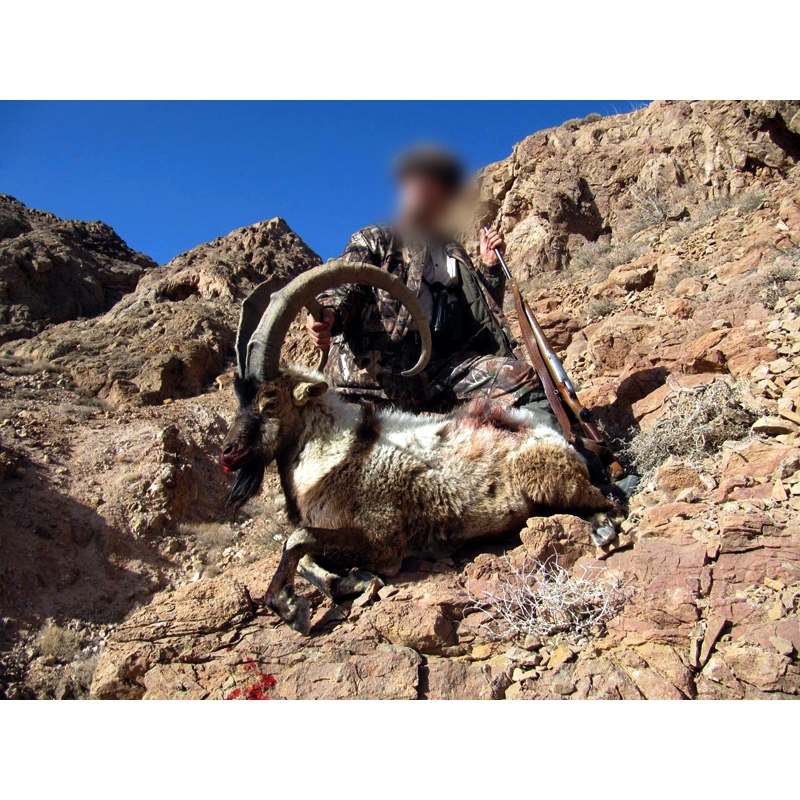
[{"xmin": 225, "ymin": 656, "xmax": 276, "ymax": 700}]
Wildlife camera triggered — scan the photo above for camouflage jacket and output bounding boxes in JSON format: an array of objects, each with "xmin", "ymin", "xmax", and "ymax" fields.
[{"xmin": 318, "ymin": 223, "xmax": 522, "ymax": 406}]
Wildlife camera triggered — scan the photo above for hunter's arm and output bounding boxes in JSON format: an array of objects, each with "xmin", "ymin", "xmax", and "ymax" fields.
[
  {"xmin": 476, "ymin": 259, "xmax": 506, "ymax": 307},
  {"xmin": 318, "ymin": 229, "xmax": 380, "ymax": 335}
]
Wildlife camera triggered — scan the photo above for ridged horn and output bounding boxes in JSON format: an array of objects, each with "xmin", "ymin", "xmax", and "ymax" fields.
[
  {"xmin": 235, "ymin": 276, "xmax": 291, "ymax": 378},
  {"xmin": 244, "ymin": 259, "xmax": 433, "ymax": 381}
]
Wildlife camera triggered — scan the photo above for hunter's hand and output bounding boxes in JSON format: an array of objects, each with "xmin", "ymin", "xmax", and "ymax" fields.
[
  {"xmin": 306, "ymin": 308, "xmax": 334, "ymax": 350},
  {"xmin": 480, "ymin": 228, "xmax": 505, "ymax": 267}
]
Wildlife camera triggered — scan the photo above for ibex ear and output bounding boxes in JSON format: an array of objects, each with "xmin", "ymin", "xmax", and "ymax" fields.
[{"xmin": 292, "ymin": 381, "xmax": 328, "ymax": 406}]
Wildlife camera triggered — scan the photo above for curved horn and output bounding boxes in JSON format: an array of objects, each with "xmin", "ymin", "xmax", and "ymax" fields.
[
  {"xmin": 235, "ymin": 276, "xmax": 291, "ymax": 378},
  {"xmin": 245, "ymin": 260, "xmax": 433, "ymax": 381}
]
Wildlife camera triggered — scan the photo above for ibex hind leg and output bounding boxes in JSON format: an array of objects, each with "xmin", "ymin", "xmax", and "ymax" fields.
[
  {"xmin": 514, "ymin": 443, "xmax": 615, "ymax": 514},
  {"xmin": 298, "ymin": 555, "xmax": 384, "ymax": 602}
]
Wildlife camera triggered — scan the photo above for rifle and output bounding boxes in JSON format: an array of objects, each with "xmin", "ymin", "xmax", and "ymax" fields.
[{"xmin": 483, "ymin": 227, "xmax": 625, "ymax": 481}]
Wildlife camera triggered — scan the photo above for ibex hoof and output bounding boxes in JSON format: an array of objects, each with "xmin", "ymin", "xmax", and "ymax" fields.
[
  {"xmin": 589, "ymin": 512, "xmax": 618, "ymax": 547},
  {"xmin": 331, "ymin": 569, "xmax": 384, "ymax": 601},
  {"xmin": 267, "ymin": 586, "xmax": 311, "ymax": 635}
]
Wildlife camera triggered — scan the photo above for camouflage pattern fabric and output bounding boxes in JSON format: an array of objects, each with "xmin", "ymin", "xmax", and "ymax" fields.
[
  {"xmin": 426, "ymin": 352, "xmax": 541, "ymax": 407},
  {"xmin": 428, "ymin": 351, "xmax": 559, "ymax": 431},
  {"xmin": 316, "ymin": 223, "xmax": 558, "ymax": 430}
]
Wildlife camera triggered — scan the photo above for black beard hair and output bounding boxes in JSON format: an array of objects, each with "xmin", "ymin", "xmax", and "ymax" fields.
[{"xmin": 222, "ymin": 459, "xmax": 265, "ymax": 520}]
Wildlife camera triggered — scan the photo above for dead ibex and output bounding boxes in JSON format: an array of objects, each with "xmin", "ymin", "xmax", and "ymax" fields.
[{"xmin": 221, "ymin": 260, "xmax": 615, "ymax": 633}]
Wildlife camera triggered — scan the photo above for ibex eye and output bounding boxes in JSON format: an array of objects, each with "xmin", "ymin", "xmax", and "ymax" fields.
[{"xmin": 259, "ymin": 397, "xmax": 278, "ymax": 413}]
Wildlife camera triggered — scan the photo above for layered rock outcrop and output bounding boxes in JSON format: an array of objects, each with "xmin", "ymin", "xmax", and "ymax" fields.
[
  {"xmin": 6, "ymin": 217, "xmax": 320, "ymax": 406},
  {"xmin": 467, "ymin": 100, "xmax": 800, "ymax": 276},
  {"xmin": 0, "ymin": 194, "xmax": 155, "ymax": 344}
]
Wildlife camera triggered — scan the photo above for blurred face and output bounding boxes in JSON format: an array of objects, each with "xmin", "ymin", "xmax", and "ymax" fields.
[{"xmin": 396, "ymin": 173, "xmax": 454, "ymax": 232}]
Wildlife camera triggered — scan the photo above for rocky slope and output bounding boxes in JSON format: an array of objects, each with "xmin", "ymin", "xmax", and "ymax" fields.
[
  {"xmin": 5, "ymin": 217, "xmax": 320, "ymax": 406},
  {"xmin": 466, "ymin": 100, "xmax": 800, "ymax": 275},
  {"xmin": 0, "ymin": 195, "xmax": 156, "ymax": 344},
  {"xmin": 0, "ymin": 218, "xmax": 319, "ymax": 698},
  {"xmin": 2, "ymin": 100, "xmax": 799, "ymax": 700}
]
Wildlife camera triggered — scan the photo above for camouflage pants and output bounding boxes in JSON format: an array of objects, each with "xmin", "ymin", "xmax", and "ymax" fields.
[
  {"xmin": 424, "ymin": 351, "xmax": 560, "ymax": 432},
  {"xmin": 330, "ymin": 342, "xmax": 560, "ymax": 433}
]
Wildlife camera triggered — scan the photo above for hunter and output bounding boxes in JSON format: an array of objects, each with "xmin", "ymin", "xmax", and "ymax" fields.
[{"xmin": 306, "ymin": 145, "xmax": 557, "ymax": 430}]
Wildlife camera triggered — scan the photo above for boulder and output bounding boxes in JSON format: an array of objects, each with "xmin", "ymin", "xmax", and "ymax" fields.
[
  {"xmin": 520, "ymin": 514, "xmax": 597, "ymax": 567},
  {"xmin": 586, "ymin": 315, "xmax": 659, "ymax": 371},
  {"xmin": 654, "ymin": 457, "xmax": 707, "ymax": 499}
]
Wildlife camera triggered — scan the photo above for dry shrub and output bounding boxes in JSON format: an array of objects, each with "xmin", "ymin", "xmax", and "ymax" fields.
[
  {"xmin": 735, "ymin": 187, "xmax": 766, "ymax": 214},
  {"xmin": 623, "ymin": 378, "xmax": 757, "ymax": 476},
  {"xmin": 68, "ymin": 654, "xmax": 99, "ymax": 696},
  {"xmin": 245, "ymin": 484, "xmax": 293, "ymax": 546},
  {"xmin": 568, "ymin": 239, "xmax": 649, "ymax": 282},
  {"xmin": 36, "ymin": 623, "xmax": 82, "ymax": 662},
  {"xmin": 180, "ymin": 521, "xmax": 236, "ymax": 566},
  {"xmin": 56, "ymin": 396, "xmax": 112, "ymax": 421},
  {"xmin": 185, "ymin": 521, "xmax": 235, "ymax": 549},
  {"xmin": 588, "ymin": 297, "xmax": 619, "ymax": 319},
  {"xmin": 0, "ymin": 356, "xmax": 61, "ymax": 376},
  {"xmin": 562, "ymin": 112, "xmax": 603, "ymax": 129},
  {"xmin": 628, "ymin": 183, "xmax": 670, "ymax": 231},
  {"xmin": 760, "ymin": 262, "xmax": 798, "ymax": 309},
  {"xmin": 664, "ymin": 188, "xmax": 765, "ymax": 245},
  {"xmin": 467, "ymin": 555, "xmax": 626, "ymax": 640},
  {"xmin": 693, "ymin": 195, "xmax": 734, "ymax": 226}
]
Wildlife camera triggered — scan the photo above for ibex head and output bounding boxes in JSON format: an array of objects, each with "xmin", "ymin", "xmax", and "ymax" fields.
[{"xmin": 221, "ymin": 260, "xmax": 432, "ymax": 512}]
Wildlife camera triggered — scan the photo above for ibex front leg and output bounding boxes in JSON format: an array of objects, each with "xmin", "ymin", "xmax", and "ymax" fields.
[
  {"xmin": 264, "ymin": 528, "xmax": 316, "ymax": 634},
  {"xmin": 265, "ymin": 525, "xmax": 399, "ymax": 634}
]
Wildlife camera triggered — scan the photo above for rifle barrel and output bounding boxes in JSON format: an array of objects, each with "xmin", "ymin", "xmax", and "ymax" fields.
[{"xmin": 483, "ymin": 227, "xmax": 578, "ymax": 401}]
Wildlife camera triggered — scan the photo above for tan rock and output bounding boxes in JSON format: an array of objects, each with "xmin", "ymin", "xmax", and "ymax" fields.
[
  {"xmin": 520, "ymin": 514, "xmax": 596, "ymax": 567},
  {"xmin": 674, "ymin": 276, "xmax": 704, "ymax": 298},
  {"xmin": 771, "ymin": 480, "xmax": 788, "ymax": 502},
  {"xmin": 11, "ymin": 217, "xmax": 321, "ymax": 406},
  {"xmin": 369, "ymin": 600, "xmax": 457, "ymax": 655},
  {"xmin": 665, "ymin": 297, "xmax": 694, "ymax": 319},
  {"xmin": 769, "ymin": 636, "xmax": 794, "ymax": 657},
  {"xmin": 752, "ymin": 416, "xmax": 799, "ymax": 436},
  {"xmin": 547, "ymin": 644, "xmax": 575, "ymax": 671},
  {"xmin": 590, "ymin": 255, "xmax": 657, "ymax": 297},
  {"xmin": 586, "ymin": 315, "xmax": 658, "ymax": 371},
  {"xmin": 654, "ymin": 457, "xmax": 706, "ymax": 499},
  {"xmin": 426, "ymin": 658, "xmax": 509, "ymax": 700},
  {"xmin": 0, "ymin": 195, "xmax": 156, "ymax": 344},
  {"xmin": 770, "ymin": 358, "xmax": 793, "ymax": 374},
  {"xmin": 723, "ymin": 646, "xmax": 789, "ymax": 692},
  {"xmin": 723, "ymin": 440, "xmax": 800, "ymax": 481}
]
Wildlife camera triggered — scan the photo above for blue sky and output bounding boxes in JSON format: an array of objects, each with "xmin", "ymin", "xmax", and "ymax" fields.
[{"xmin": 0, "ymin": 101, "xmax": 646, "ymax": 264}]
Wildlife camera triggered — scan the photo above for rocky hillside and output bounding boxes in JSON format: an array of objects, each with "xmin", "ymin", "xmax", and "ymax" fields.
[
  {"xmin": 466, "ymin": 100, "xmax": 800, "ymax": 275},
  {"xmin": 0, "ymin": 218, "xmax": 320, "ymax": 698},
  {"xmin": 0, "ymin": 195, "xmax": 156, "ymax": 344},
  {"xmin": 5, "ymin": 217, "xmax": 320, "ymax": 406},
  {"xmin": 2, "ymin": 100, "xmax": 799, "ymax": 700}
]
